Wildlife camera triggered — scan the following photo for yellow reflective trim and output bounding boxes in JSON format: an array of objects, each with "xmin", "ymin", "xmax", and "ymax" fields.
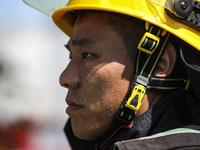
[
  {"xmin": 185, "ymin": 79, "xmax": 190, "ymax": 90},
  {"xmin": 128, "ymin": 115, "xmax": 132, "ymax": 120},
  {"xmin": 120, "ymin": 111, "xmax": 124, "ymax": 116},
  {"xmin": 150, "ymin": 40, "xmax": 156, "ymax": 50},
  {"xmin": 125, "ymin": 85, "xmax": 146, "ymax": 111}
]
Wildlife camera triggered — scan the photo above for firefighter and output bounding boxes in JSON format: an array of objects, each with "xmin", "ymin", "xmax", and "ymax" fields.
[{"xmin": 25, "ymin": 0, "xmax": 200, "ymax": 149}]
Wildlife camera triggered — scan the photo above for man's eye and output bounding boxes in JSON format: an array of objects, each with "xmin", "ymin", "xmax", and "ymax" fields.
[{"xmin": 82, "ymin": 52, "xmax": 93, "ymax": 59}]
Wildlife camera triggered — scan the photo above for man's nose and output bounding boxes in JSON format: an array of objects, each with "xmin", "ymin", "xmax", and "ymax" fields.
[{"xmin": 59, "ymin": 60, "xmax": 80, "ymax": 89}]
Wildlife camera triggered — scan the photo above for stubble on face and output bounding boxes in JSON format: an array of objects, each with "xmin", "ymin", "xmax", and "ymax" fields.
[{"xmin": 65, "ymin": 13, "xmax": 134, "ymax": 140}]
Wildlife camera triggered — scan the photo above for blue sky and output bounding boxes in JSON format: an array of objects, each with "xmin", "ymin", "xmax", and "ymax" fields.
[{"xmin": 1, "ymin": 0, "xmax": 48, "ymax": 26}]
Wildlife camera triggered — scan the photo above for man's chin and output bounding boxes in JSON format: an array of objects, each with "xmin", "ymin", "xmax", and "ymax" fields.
[
  {"xmin": 71, "ymin": 116, "xmax": 111, "ymax": 140},
  {"xmin": 72, "ymin": 125, "xmax": 105, "ymax": 140},
  {"xmin": 72, "ymin": 129, "xmax": 99, "ymax": 140}
]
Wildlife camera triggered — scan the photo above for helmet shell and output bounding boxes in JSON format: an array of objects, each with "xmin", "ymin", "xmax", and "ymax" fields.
[{"xmin": 52, "ymin": 0, "xmax": 200, "ymax": 51}]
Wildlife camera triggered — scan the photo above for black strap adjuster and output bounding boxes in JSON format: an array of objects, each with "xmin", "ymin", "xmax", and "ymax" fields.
[{"xmin": 116, "ymin": 104, "xmax": 135, "ymax": 125}]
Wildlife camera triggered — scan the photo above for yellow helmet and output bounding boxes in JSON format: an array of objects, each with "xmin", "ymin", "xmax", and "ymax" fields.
[{"xmin": 52, "ymin": 0, "xmax": 200, "ymax": 51}]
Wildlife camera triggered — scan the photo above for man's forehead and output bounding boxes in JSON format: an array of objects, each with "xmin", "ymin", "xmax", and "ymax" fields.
[
  {"xmin": 74, "ymin": 10, "xmax": 110, "ymax": 21},
  {"xmin": 74, "ymin": 11, "xmax": 110, "ymax": 28}
]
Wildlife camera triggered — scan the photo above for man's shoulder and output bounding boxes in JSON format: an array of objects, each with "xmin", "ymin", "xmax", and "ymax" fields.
[{"xmin": 114, "ymin": 125, "xmax": 200, "ymax": 150}]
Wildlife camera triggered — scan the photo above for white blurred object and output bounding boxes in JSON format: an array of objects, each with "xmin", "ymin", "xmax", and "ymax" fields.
[{"xmin": 23, "ymin": 0, "xmax": 69, "ymax": 16}]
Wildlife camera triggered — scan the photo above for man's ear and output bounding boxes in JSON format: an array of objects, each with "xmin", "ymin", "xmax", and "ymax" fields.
[{"xmin": 154, "ymin": 43, "xmax": 177, "ymax": 77}]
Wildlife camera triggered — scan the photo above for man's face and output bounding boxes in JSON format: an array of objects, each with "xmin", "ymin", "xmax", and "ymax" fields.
[{"xmin": 59, "ymin": 13, "xmax": 134, "ymax": 140}]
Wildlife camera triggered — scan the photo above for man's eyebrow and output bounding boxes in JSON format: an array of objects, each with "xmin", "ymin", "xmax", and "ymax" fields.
[
  {"xmin": 64, "ymin": 38, "xmax": 95, "ymax": 52},
  {"xmin": 72, "ymin": 38, "xmax": 95, "ymax": 47},
  {"xmin": 71, "ymin": 38, "xmax": 95, "ymax": 47}
]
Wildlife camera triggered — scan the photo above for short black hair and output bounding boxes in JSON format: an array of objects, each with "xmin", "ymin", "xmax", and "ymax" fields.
[{"xmin": 72, "ymin": 10, "xmax": 145, "ymax": 62}]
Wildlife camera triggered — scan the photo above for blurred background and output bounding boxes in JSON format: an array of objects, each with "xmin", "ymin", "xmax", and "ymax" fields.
[{"xmin": 0, "ymin": 0, "xmax": 71, "ymax": 149}]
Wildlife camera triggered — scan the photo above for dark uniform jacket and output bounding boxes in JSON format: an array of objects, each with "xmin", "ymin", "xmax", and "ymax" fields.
[{"xmin": 64, "ymin": 88, "xmax": 200, "ymax": 150}]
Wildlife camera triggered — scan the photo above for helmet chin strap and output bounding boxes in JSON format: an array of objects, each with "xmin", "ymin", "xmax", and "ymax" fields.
[{"xmin": 115, "ymin": 22, "xmax": 188, "ymax": 125}]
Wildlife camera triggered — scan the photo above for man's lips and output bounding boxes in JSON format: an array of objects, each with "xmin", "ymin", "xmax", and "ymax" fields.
[
  {"xmin": 66, "ymin": 104, "xmax": 83, "ymax": 112},
  {"xmin": 66, "ymin": 99, "xmax": 83, "ymax": 114}
]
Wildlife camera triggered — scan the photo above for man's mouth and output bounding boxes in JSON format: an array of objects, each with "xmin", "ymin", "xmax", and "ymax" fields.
[
  {"xmin": 66, "ymin": 104, "xmax": 83, "ymax": 113},
  {"xmin": 66, "ymin": 99, "xmax": 84, "ymax": 114}
]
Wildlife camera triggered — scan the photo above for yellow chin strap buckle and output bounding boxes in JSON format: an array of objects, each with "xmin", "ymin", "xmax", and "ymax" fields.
[
  {"xmin": 125, "ymin": 84, "xmax": 146, "ymax": 112},
  {"xmin": 138, "ymin": 32, "xmax": 160, "ymax": 54},
  {"xmin": 115, "ymin": 75, "xmax": 147, "ymax": 125},
  {"xmin": 125, "ymin": 75, "xmax": 148, "ymax": 113}
]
